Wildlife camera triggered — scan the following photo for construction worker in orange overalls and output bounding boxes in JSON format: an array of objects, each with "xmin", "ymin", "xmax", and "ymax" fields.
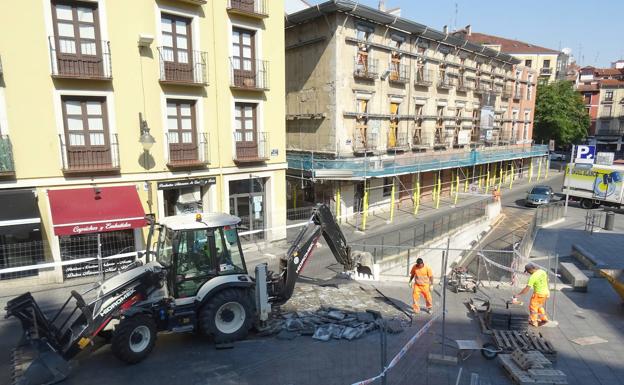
[
  {"xmin": 409, "ymin": 258, "xmax": 433, "ymax": 314},
  {"xmin": 513, "ymin": 262, "xmax": 550, "ymax": 327},
  {"xmin": 492, "ymin": 186, "xmax": 501, "ymax": 202}
]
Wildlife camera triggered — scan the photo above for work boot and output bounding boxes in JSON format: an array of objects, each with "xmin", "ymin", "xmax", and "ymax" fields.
[
  {"xmin": 538, "ymin": 320, "xmax": 549, "ymax": 327},
  {"xmin": 529, "ymin": 321, "xmax": 539, "ymax": 327},
  {"xmin": 425, "ymin": 308, "xmax": 432, "ymax": 314}
]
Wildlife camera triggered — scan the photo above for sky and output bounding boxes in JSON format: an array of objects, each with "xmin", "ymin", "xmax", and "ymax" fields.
[{"xmin": 308, "ymin": 0, "xmax": 624, "ymax": 68}]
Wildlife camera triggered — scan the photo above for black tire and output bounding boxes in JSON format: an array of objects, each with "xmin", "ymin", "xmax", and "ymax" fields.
[
  {"xmin": 481, "ymin": 342, "xmax": 498, "ymax": 360},
  {"xmin": 111, "ymin": 315, "xmax": 157, "ymax": 364},
  {"xmin": 199, "ymin": 288, "xmax": 253, "ymax": 343},
  {"xmin": 580, "ymin": 199, "xmax": 593, "ymax": 210}
]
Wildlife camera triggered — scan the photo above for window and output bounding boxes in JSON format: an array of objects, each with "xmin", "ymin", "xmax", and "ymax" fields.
[
  {"xmin": 511, "ymin": 110, "xmax": 519, "ymax": 140},
  {"xmin": 61, "ymin": 96, "xmax": 111, "ymax": 168},
  {"xmin": 543, "ymin": 59, "xmax": 551, "ymax": 68},
  {"xmin": 356, "ymin": 24, "xmax": 373, "ymax": 42},
  {"xmin": 161, "ymin": 13, "xmax": 193, "ymax": 81},
  {"xmin": 388, "ymin": 102, "xmax": 400, "ymax": 147},
  {"xmin": 584, "ymin": 93, "xmax": 592, "ymax": 105},
  {"xmin": 527, "ymin": 83, "xmax": 533, "ymax": 100},
  {"xmin": 605, "ymin": 91, "xmax": 614, "ymax": 102},
  {"xmin": 383, "ymin": 177, "xmax": 393, "ymax": 197},
  {"xmin": 234, "ymin": 102, "xmax": 259, "ymax": 159},
  {"xmin": 525, "ymin": 59, "xmax": 532, "ymax": 68},
  {"xmin": 166, "ymin": 100, "xmax": 198, "ymax": 163},
  {"xmin": 53, "ymin": 2, "xmax": 99, "ymax": 56},
  {"xmin": 523, "ymin": 111, "xmax": 530, "ymax": 140},
  {"xmin": 415, "ymin": 104, "xmax": 424, "ymax": 128},
  {"xmin": 603, "ymin": 105, "xmax": 612, "ymax": 116}
]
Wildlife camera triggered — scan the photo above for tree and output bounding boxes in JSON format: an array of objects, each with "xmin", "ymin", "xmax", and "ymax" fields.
[{"xmin": 533, "ymin": 80, "xmax": 590, "ymax": 147}]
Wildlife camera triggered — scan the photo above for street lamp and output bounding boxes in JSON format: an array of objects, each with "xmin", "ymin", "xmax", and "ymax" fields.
[{"xmin": 139, "ymin": 112, "xmax": 155, "ymax": 151}]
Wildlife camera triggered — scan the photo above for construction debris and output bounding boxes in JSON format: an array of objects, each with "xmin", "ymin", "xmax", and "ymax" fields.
[
  {"xmin": 500, "ymin": 349, "xmax": 567, "ymax": 385},
  {"xmin": 261, "ymin": 281, "xmax": 409, "ymax": 342}
]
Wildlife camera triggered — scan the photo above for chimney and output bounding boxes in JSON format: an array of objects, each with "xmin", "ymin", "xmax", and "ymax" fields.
[
  {"xmin": 466, "ymin": 24, "xmax": 472, "ymax": 36},
  {"xmin": 378, "ymin": 0, "xmax": 386, "ymax": 12},
  {"xmin": 443, "ymin": 25, "xmax": 448, "ymax": 34}
]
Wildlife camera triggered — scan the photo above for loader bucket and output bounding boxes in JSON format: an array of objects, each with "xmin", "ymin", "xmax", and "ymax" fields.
[
  {"xmin": 599, "ymin": 269, "xmax": 624, "ymax": 302},
  {"xmin": 12, "ymin": 339, "xmax": 69, "ymax": 385}
]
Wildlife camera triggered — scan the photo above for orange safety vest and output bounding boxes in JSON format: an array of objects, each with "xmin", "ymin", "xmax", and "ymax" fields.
[{"xmin": 410, "ymin": 264, "xmax": 432, "ymax": 286}]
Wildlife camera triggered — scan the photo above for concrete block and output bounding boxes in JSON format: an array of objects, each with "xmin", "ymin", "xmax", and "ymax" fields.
[
  {"xmin": 571, "ymin": 243, "xmax": 605, "ymax": 270},
  {"xmin": 427, "ymin": 353, "xmax": 458, "ymax": 366},
  {"xmin": 559, "ymin": 262, "xmax": 589, "ymax": 292}
]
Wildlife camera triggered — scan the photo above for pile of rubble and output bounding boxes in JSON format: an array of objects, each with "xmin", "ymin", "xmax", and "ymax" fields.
[{"xmin": 258, "ymin": 281, "xmax": 410, "ymax": 342}]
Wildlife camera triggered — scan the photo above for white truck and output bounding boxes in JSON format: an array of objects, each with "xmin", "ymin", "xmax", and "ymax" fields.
[{"xmin": 562, "ymin": 163, "xmax": 624, "ymax": 209}]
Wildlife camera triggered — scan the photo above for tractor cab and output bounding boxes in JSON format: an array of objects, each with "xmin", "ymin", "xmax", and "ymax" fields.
[{"xmin": 154, "ymin": 212, "xmax": 247, "ymax": 299}]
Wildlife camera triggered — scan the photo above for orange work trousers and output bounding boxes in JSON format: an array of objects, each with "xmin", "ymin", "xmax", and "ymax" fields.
[
  {"xmin": 529, "ymin": 293, "xmax": 549, "ymax": 323},
  {"xmin": 412, "ymin": 284, "xmax": 432, "ymax": 313}
]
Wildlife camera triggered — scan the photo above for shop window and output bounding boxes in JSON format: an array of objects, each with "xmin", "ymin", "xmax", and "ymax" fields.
[{"xmin": 164, "ymin": 186, "xmax": 204, "ymax": 217}]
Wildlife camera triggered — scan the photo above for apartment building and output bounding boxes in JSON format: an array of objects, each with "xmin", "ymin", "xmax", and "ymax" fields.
[
  {"xmin": 456, "ymin": 28, "xmax": 565, "ymax": 83},
  {"xmin": 285, "ymin": 1, "xmax": 546, "ymax": 219},
  {"xmin": 0, "ymin": 0, "xmax": 286, "ymax": 284},
  {"xmin": 577, "ymin": 66, "xmax": 624, "ymax": 150}
]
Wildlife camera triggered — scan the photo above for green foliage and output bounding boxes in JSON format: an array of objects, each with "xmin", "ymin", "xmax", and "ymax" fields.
[{"xmin": 534, "ymin": 80, "xmax": 590, "ymax": 146}]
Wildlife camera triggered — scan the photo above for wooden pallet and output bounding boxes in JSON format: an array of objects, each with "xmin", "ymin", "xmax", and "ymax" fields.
[
  {"xmin": 499, "ymin": 355, "xmax": 567, "ymax": 385},
  {"xmin": 492, "ymin": 330, "xmax": 557, "ymax": 361}
]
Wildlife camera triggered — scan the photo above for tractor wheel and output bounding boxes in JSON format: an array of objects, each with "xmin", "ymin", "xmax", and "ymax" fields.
[
  {"xmin": 199, "ymin": 289, "xmax": 253, "ymax": 343},
  {"xmin": 111, "ymin": 315, "xmax": 157, "ymax": 364}
]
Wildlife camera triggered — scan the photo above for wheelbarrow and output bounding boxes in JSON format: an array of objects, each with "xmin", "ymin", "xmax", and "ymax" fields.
[{"xmin": 599, "ymin": 269, "xmax": 624, "ymax": 302}]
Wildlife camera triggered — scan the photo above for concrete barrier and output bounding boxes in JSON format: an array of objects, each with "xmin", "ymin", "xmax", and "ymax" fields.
[
  {"xmin": 559, "ymin": 262, "xmax": 589, "ymax": 292},
  {"xmin": 571, "ymin": 244, "xmax": 605, "ymax": 270}
]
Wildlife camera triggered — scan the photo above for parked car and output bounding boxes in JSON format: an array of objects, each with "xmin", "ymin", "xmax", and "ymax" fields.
[
  {"xmin": 549, "ymin": 152, "xmax": 566, "ymax": 161},
  {"xmin": 525, "ymin": 185, "xmax": 554, "ymax": 207}
]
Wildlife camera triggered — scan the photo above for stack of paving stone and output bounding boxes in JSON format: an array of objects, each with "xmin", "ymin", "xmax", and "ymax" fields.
[
  {"xmin": 258, "ymin": 281, "xmax": 410, "ymax": 341},
  {"xmin": 499, "ymin": 349, "xmax": 567, "ymax": 385},
  {"xmin": 487, "ymin": 304, "xmax": 528, "ymax": 331}
]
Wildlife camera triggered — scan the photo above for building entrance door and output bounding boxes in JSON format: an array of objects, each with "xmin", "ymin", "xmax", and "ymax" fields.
[{"xmin": 229, "ymin": 178, "xmax": 265, "ymax": 241}]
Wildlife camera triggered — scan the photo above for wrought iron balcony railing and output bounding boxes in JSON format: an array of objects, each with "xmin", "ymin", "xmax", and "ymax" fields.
[
  {"xmin": 414, "ymin": 69, "xmax": 433, "ymax": 86},
  {"xmin": 233, "ymin": 131, "xmax": 269, "ymax": 163},
  {"xmin": 158, "ymin": 48, "xmax": 207, "ymax": 85},
  {"xmin": 49, "ymin": 37, "xmax": 112, "ymax": 80},
  {"xmin": 539, "ymin": 67, "xmax": 552, "ymax": 76},
  {"xmin": 59, "ymin": 133, "xmax": 120, "ymax": 174},
  {"xmin": 166, "ymin": 132, "xmax": 210, "ymax": 168},
  {"xmin": 227, "ymin": 0, "xmax": 268, "ymax": 18},
  {"xmin": 437, "ymin": 75, "xmax": 454, "ymax": 89},
  {"xmin": 388, "ymin": 63, "xmax": 409, "ymax": 84},
  {"xmin": 354, "ymin": 56, "xmax": 378, "ymax": 80},
  {"xmin": 230, "ymin": 58, "xmax": 269, "ymax": 90},
  {"xmin": 0, "ymin": 135, "xmax": 15, "ymax": 176},
  {"xmin": 353, "ymin": 127, "xmax": 378, "ymax": 153},
  {"xmin": 386, "ymin": 126, "xmax": 409, "ymax": 151}
]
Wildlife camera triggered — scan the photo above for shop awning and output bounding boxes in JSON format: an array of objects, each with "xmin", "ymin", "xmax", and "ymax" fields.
[{"xmin": 48, "ymin": 186, "xmax": 146, "ymax": 236}]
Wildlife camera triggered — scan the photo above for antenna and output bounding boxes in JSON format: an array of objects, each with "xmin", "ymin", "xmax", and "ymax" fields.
[
  {"xmin": 594, "ymin": 52, "xmax": 600, "ymax": 65},
  {"xmin": 454, "ymin": 3, "xmax": 458, "ymax": 32}
]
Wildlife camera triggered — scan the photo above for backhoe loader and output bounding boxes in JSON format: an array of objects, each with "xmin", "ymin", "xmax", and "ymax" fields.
[{"xmin": 6, "ymin": 204, "xmax": 372, "ymax": 385}]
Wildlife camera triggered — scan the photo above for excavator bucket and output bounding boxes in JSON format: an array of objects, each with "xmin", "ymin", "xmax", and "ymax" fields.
[
  {"xmin": 12, "ymin": 340, "xmax": 70, "ymax": 385},
  {"xmin": 6, "ymin": 293, "xmax": 71, "ymax": 385}
]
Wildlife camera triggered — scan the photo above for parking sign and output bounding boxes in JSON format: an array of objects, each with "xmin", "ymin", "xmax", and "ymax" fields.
[{"xmin": 575, "ymin": 145, "xmax": 596, "ymax": 164}]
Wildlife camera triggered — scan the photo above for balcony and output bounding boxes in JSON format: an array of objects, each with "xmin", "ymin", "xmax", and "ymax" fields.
[
  {"xmin": 166, "ymin": 132, "xmax": 210, "ymax": 169},
  {"xmin": 501, "ymin": 86, "xmax": 513, "ymax": 99},
  {"xmin": 414, "ymin": 69, "xmax": 433, "ymax": 87},
  {"xmin": 539, "ymin": 67, "xmax": 552, "ymax": 76},
  {"xmin": 158, "ymin": 48, "xmax": 207, "ymax": 86},
  {"xmin": 233, "ymin": 131, "xmax": 269, "ymax": 163},
  {"xmin": 49, "ymin": 37, "xmax": 112, "ymax": 80},
  {"xmin": 456, "ymin": 78, "xmax": 472, "ymax": 92},
  {"xmin": 353, "ymin": 127, "xmax": 378, "ymax": 154},
  {"xmin": 59, "ymin": 134, "xmax": 120, "ymax": 175},
  {"xmin": 230, "ymin": 58, "xmax": 269, "ymax": 91},
  {"xmin": 227, "ymin": 0, "xmax": 268, "ymax": 18},
  {"xmin": 473, "ymin": 83, "xmax": 490, "ymax": 94},
  {"xmin": 437, "ymin": 75, "xmax": 454, "ymax": 90},
  {"xmin": 513, "ymin": 88, "xmax": 522, "ymax": 100},
  {"xmin": 596, "ymin": 128, "xmax": 622, "ymax": 137},
  {"xmin": 0, "ymin": 135, "xmax": 15, "ymax": 177},
  {"xmin": 600, "ymin": 111, "xmax": 613, "ymax": 119},
  {"xmin": 386, "ymin": 126, "xmax": 409, "ymax": 152},
  {"xmin": 353, "ymin": 56, "xmax": 378, "ymax": 80},
  {"xmin": 388, "ymin": 63, "xmax": 409, "ymax": 84}
]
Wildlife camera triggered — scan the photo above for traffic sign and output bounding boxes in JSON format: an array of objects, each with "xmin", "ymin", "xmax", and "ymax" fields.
[{"xmin": 575, "ymin": 145, "xmax": 596, "ymax": 164}]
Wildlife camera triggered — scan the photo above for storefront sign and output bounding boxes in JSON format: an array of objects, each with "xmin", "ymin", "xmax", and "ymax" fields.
[
  {"xmin": 63, "ymin": 256, "xmax": 136, "ymax": 280},
  {"xmin": 157, "ymin": 177, "xmax": 216, "ymax": 190}
]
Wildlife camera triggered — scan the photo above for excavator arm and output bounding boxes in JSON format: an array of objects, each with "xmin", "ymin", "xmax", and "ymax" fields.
[{"xmin": 268, "ymin": 204, "xmax": 363, "ymax": 305}]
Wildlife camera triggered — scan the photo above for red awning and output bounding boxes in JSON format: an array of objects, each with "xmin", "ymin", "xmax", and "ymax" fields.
[{"xmin": 49, "ymin": 186, "xmax": 146, "ymax": 236}]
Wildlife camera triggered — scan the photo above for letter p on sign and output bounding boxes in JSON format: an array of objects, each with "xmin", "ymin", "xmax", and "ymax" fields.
[{"xmin": 576, "ymin": 145, "xmax": 596, "ymax": 164}]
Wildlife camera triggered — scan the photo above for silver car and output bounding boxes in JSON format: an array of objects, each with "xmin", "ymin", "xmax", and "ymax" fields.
[{"xmin": 525, "ymin": 185, "xmax": 554, "ymax": 207}]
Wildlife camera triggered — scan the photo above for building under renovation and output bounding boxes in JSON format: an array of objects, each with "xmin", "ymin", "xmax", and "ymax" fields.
[{"xmin": 285, "ymin": 0, "xmax": 548, "ymax": 222}]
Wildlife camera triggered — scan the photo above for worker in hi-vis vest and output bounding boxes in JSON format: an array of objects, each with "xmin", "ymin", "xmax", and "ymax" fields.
[
  {"xmin": 409, "ymin": 258, "xmax": 434, "ymax": 314},
  {"xmin": 514, "ymin": 262, "xmax": 550, "ymax": 327}
]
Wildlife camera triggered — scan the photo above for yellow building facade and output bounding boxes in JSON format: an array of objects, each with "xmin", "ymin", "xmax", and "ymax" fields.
[{"xmin": 0, "ymin": 0, "xmax": 286, "ymax": 284}]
